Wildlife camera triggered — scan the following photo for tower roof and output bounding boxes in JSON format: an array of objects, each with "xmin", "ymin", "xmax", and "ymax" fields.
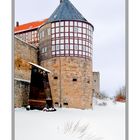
[{"xmin": 47, "ymin": 0, "xmax": 87, "ymax": 23}]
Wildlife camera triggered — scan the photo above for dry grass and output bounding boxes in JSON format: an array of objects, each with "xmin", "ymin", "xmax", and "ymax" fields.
[{"xmin": 61, "ymin": 121, "xmax": 103, "ymax": 140}]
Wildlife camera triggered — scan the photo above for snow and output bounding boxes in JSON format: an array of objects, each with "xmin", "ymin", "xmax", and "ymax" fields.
[
  {"xmin": 15, "ymin": 99, "xmax": 125, "ymax": 140},
  {"xmin": 14, "ymin": 78, "xmax": 30, "ymax": 83},
  {"xmin": 29, "ymin": 62, "xmax": 51, "ymax": 73}
]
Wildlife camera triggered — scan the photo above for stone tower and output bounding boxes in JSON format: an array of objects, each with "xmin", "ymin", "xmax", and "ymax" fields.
[{"xmin": 39, "ymin": 0, "xmax": 94, "ymax": 109}]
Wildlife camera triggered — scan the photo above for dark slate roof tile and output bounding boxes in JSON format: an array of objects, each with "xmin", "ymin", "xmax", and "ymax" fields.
[{"xmin": 47, "ymin": 0, "xmax": 87, "ymax": 23}]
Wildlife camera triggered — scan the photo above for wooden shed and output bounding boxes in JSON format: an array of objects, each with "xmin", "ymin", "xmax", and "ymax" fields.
[{"xmin": 28, "ymin": 62, "xmax": 54, "ymax": 110}]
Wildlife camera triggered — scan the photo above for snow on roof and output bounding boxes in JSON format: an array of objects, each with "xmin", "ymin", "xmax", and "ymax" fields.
[
  {"xmin": 29, "ymin": 62, "xmax": 51, "ymax": 73},
  {"xmin": 14, "ymin": 78, "xmax": 30, "ymax": 83}
]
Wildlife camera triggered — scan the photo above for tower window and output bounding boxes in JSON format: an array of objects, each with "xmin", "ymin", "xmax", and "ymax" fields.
[
  {"xmin": 65, "ymin": 27, "xmax": 69, "ymax": 32},
  {"xmin": 52, "ymin": 40, "xmax": 55, "ymax": 45},
  {"xmin": 74, "ymin": 45, "xmax": 78, "ymax": 50},
  {"xmin": 83, "ymin": 23, "xmax": 86, "ymax": 28},
  {"xmin": 60, "ymin": 33, "xmax": 64, "ymax": 37},
  {"xmin": 65, "ymin": 39, "xmax": 69, "ymax": 43},
  {"xmin": 70, "ymin": 21, "xmax": 73, "ymax": 26},
  {"xmin": 65, "ymin": 33, "xmax": 69, "ymax": 36},
  {"xmin": 52, "ymin": 45, "xmax": 55, "ymax": 51},
  {"xmin": 78, "ymin": 28, "xmax": 82, "ymax": 33},
  {"xmin": 56, "ymin": 28, "xmax": 59, "ymax": 33},
  {"xmin": 70, "ymin": 27, "xmax": 73, "ymax": 32},
  {"xmin": 60, "ymin": 27, "xmax": 64, "ymax": 32},
  {"xmin": 52, "ymin": 23, "xmax": 55, "ymax": 28},
  {"xmin": 60, "ymin": 22, "xmax": 64, "ymax": 26},
  {"xmin": 70, "ymin": 45, "xmax": 73, "ymax": 50},
  {"xmin": 56, "ymin": 33, "xmax": 59, "ymax": 37},
  {"xmin": 56, "ymin": 40, "xmax": 59, "ymax": 44},
  {"xmin": 47, "ymin": 28, "xmax": 51, "ymax": 35},
  {"xmin": 44, "ymin": 47, "xmax": 47, "ymax": 52},
  {"xmin": 79, "ymin": 45, "xmax": 82, "ymax": 50},
  {"xmin": 60, "ymin": 44, "xmax": 64, "ymax": 50},
  {"xmin": 74, "ymin": 21, "xmax": 77, "ymax": 26},
  {"xmin": 78, "ymin": 22, "xmax": 82, "ymax": 27},
  {"xmin": 65, "ymin": 21, "xmax": 69, "ymax": 26},
  {"xmin": 56, "ymin": 45, "xmax": 59, "ymax": 50},
  {"xmin": 83, "ymin": 28, "xmax": 86, "ymax": 34},
  {"xmin": 73, "ymin": 78, "xmax": 77, "ymax": 82},
  {"xmin": 74, "ymin": 27, "xmax": 78, "ymax": 32},
  {"xmin": 56, "ymin": 22, "xmax": 59, "ymax": 27},
  {"xmin": 65, "ymin": 45, "xmax": 69, "ymax": 50},
  {"xmin": 52, "ymin": 29, "xmax": 55, "ymax": 34},
  {"xmin": 41, "ymin": 48, "xmax": 45, "ymax": 53}
]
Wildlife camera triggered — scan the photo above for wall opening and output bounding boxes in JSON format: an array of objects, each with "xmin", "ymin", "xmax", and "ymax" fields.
[
  {"xmin": 63, "ymin": 102, "xmax": 68, "ymax": 106},
  {"xmin": 55, "ymin": 102, "xmax": 59, "ymax": 105},
  {"xmin": 54, "ymin": 76, "xmax": 58, "ymax": 79},
  {"xmin": 73, "ymin": 78, "xmax": 77, "ymax": 82}
]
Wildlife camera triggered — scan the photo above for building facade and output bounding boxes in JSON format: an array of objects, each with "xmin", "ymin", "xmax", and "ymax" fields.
[
  {"xmin": 14, "ymin": 19, "xmax": 48, "ymax": 47},
  {"xmin": 39, "ymin": 0, "xmax": 94, "ymax": 109},
  {"xmin": 14, "ymin": 0, "xmax": 99, "ymax": 109},
  {"xmin": 14, "ymin": 37, "xmax": 38, "ymax": 107},
  {"xmin": 93, "ymin": 72, "xmax": 100, "ymax": 98}
]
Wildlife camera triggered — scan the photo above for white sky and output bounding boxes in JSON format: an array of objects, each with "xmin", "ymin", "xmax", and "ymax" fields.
[{"xmin": 15, "ymin": 0, "xmax": 125, "ymax": 97}]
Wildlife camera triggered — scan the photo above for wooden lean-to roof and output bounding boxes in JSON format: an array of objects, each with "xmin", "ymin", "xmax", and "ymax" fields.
[{"xmin": 29, "ymin": 62, "xmax": 51, "ymax": 73}]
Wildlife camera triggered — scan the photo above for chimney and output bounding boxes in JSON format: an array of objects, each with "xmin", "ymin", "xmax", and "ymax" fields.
[{"xmin": 16, "ymin": 21, "xmax": 19, "ymax": 27}]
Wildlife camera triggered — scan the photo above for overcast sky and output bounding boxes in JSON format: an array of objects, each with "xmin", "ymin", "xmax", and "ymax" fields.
[{"xmin": 15, "ymin": 0, "xmax": 125, "ymax": 97}]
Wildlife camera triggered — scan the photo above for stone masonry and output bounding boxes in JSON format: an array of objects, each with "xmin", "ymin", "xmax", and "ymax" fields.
[
  {"xmin": 14, "ymin": 37, "xmax": 38, "ymax": 107},
  {"xmin": 93, "ymin": 72, "xmax": 100, "ymax": 98},
  {"xmin": 41, "ymin": 57, "xmax": 93, "ymax": 109}
]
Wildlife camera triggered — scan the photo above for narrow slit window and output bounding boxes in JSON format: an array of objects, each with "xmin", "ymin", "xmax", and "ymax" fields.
[
  {"xmin": 73, "ymin": 78, "xmax": 77, "ymax": 82},
  {"xmin": 63, "ymin": 103, "xmax": 68, "ymax": 105},
  {"xmin": 54, "ymin": 76, "xmax": 58, "ymax": 79}
]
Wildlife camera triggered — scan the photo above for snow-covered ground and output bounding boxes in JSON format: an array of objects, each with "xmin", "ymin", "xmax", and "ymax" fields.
[{"xmin": 15, "ymin": 99, "xmax": 125, "ymax": 140}]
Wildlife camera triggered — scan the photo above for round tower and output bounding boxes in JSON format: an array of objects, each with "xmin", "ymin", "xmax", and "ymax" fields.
[{"xmin": 39, "ymin": 0, "xmax": 94, "ymax": 109}]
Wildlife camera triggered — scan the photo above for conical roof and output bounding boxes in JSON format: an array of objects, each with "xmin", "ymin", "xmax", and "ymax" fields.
[{"xmin": 47, "ymin": 0, "xmax": 87, "ymax": 23}]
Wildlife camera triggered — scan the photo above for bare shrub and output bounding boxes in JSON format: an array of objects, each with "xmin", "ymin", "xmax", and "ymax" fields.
[
  {"xmin": 62, "ymin": 121, "xmax": 103, "ymax": 140},
  {"xmin": 98, "ymin": 102, "xmax": 107, "ymax": 106},
  {"xmin": 115, "ymin": 86, "xmax": 126, "ymax": 102}
]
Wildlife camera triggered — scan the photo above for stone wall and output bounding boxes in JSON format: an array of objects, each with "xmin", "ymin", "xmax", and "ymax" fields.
[
  {"xmin": 14, "ymin": 79, "xmax": 30, "ymax": 107},
  {"xmin": 93, "ymin": 72, "xmax": 100, "ymax": 97},
  {"xmin": 14, "ymin": 37, "xmax": 38, "ymax": 107},
  {"xmin": 41, "ymin": 57, "xmax": 93, "ymax": 109},
  {"xmin": 14, "ymin": 37, "xmax": 38, "ymax": 80},
  {"xmin": 14, "ymin": 36, "xmax": 94, "ymax": 109}
]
